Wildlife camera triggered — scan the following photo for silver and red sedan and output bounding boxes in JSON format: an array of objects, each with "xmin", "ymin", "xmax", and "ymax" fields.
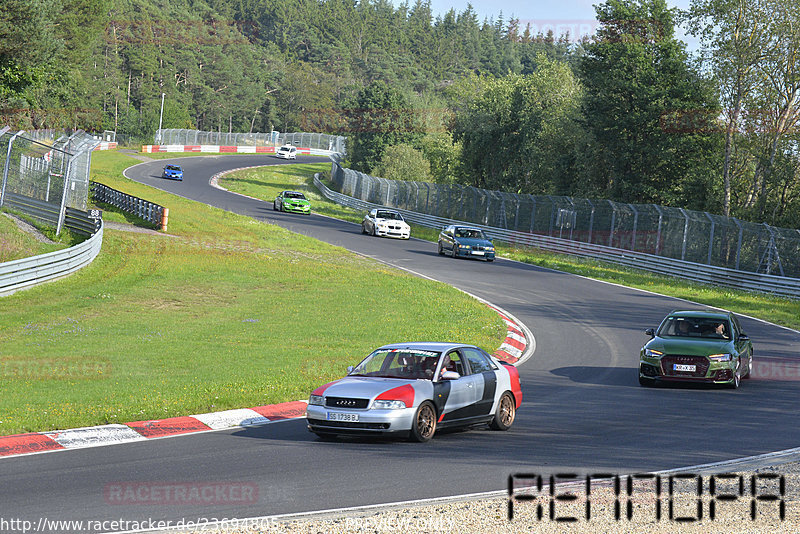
[{"xmin": 306, "ymin": 342, "xmax": 522, "ymax": 442}]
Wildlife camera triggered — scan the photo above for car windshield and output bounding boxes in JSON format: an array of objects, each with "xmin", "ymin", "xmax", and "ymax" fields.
[
  {"xmin": 455, "ymin": 228, "xmax": 485, "ymax": 239},
  {"xmin": 165, "ymin": 165, "xmax": 181, "ymax": 171},
  {"xmin": 376, "ymin": 211, "xmax": 402, "ymax": 220},
  {"xmin": 285, "ymin": 192, "xmax": 306, "ymax": 199},
  {"xmin": 349, "ymin": 349, "xmax": 442, "ymax": 380},
  {"xmin": 279, "ymin": 146, "xmax": 293, "ymax": 152},
  {"xmin": 658, "ymin": 317, "xmax": 731, "ymax": 339}
]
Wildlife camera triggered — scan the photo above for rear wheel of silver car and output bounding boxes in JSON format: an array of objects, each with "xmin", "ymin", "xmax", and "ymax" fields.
[
  {"xmin": 361, "ymin": 223, "xmax": 367, "ymax": 234},
  {"xmin": 410, "ymin": 402, "xmax": 437, "ymax": 442},
  {"xmin": 437, "ymin": 241, "xmax": 444, "ymax": 255},
  {"xmin": 489, "ymin": 392, "xmax": 516, "ymax": 431}
]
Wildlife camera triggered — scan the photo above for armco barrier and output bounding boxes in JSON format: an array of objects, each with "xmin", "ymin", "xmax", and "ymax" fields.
[
  {"xmin": 141, "ymin": 144, "xmax": 337, "ymax": 157},
  {"xmin": 0, "ymin": 218, "xmax": 103, "ymax": 297},
  {"xmin": 91, "ymin": 182, "xmax": 168, "ymax": 231},
  {"xmin": 4, "ymin": 192, "xmax": 101, "ymax": 236},
  {"xmin": 314, "ymin": 174, "xmax": 800, "ymax": 299}
]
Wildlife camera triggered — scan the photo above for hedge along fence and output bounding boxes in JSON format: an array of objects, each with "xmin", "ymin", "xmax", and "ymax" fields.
[{"xmin": 90, "ymin": 181, "xmax": 169, "ymax": 231}]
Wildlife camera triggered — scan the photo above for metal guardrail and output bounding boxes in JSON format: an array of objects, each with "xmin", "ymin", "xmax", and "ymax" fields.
[
  {"xmin": 4, "ymin": 192, "xmax": 101, "ymax": 235},
  {"xmin": 90, "ymin": 181, "xmax": 168, "ymax": 231},
  {"xmin": 0, "ymin": 218, "xmax": 103, "ymax": 297},
  {"xmin": 314, "ymin": 174, "xmax": 800, "ymax": 299}
]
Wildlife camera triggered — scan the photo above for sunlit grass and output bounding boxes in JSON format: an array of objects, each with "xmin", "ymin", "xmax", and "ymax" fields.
[{"xmin": 0, "ymin": 151, "xmax": 504, "ymax": 435}]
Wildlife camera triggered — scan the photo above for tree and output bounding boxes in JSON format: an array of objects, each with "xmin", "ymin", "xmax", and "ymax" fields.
[
  {"xmin": 375, "ymin": 143, "xmax": 432, "ymax": 181},
  {"xmin": 578, "ymin": 0, "xmax": 721, "ymax": 208},
  {"xmin": 346, "ymin": 80, "xmax": 420, "ymax": 173},
  {"xmin": 684, "ymin": 0, "xmax": 773, "ymax": 216},
  {"xmin": 453, "ymin": 55, "xmax": 584, "ymax": 194}
]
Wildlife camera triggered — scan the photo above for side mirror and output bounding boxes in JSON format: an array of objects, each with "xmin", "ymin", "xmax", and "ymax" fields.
[
  {"xmin": 346, "ymin": 365, "xmax": 354, "ymax": 374},
  {"xmin": 645, "ymin": 328, "xmax": 655, "ymax": 338},
  {"xmin": 440, "ymin": 371, "xmax": 460, "ymax": 381},
  {"xmin": 739, "ymin": 333, "xmax": 749, "ymax": 342}
]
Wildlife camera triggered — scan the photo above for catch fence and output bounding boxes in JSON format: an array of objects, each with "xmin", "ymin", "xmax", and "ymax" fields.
[
  {"xmin": 0, "ymin": 127, "xmax": 100, "ymax": 234},
  {"xmin": 330, "ymin": 162, "xmax": 800, "ymax": 279},
  {"xmin": 155, "ymin": 129, "xmax": 346, "ymax": 153}
]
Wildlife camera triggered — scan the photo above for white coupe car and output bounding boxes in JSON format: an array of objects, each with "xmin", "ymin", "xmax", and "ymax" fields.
[{"xmin": 361, "ymin": 209, "xmax": 410, "ymax": 239}]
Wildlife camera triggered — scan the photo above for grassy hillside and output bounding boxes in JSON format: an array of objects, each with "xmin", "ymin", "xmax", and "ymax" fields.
[{"xmin": 0, "ymin": 152, "xmax": 504, "ymax": 436}]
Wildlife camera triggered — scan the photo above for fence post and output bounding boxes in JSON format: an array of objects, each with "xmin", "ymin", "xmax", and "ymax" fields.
[
  {"xmin": 705, "ymin": 212, "xmax": 715, "ymax": 265},
  {"xmin": 629, "ymin": 204, "xmax": 638, "ymax": 251},
  {"xmin": 586, "ymin": 199, "xmax": 595, "ymax": 244},
  {"xmin": 56, "ymin": 157, "xmax": 73, "ymax": 236},
  {"xmin": 1, "ymin": 129, "xmax": 22, "ymax": 208},
  {"xmin": 679, "ymin": 208, "xmax": 689, "ymax": 261},
  {"xmin": 653, "ymin": 204, "xmax": 664, "ymax": 255},
  {"xmin": 608, "ymin": 200, "xmax": 616, "ymax": 247}
]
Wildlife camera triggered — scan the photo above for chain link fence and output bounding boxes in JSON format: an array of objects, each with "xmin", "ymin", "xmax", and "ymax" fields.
[
  {"xmin": 0, "ymin": 127, "xmax": 100, "ymax": 234},
  {"xmin": 155, "ymin": 129, "xmax": 346, "ymax": 153},
  {"xmin": 331, "ymin": 162, "xmax": 800, "ymax": 279}
]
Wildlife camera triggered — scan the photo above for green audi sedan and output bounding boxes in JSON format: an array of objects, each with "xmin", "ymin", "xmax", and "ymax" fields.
[{"xmin": 639, "ymin": 310, "xmax": 753, "ymax": 388}]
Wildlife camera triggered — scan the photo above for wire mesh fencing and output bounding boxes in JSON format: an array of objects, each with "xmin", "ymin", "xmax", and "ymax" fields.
[
  {"xmin": 330, "ymin": 162, "xmax": 800, "ymax": 278},
  {"xmin": 0, "ymin": 128, "xmax": 100, "ymax": 234},
  {"xmin": 155, "ymin": 129, "xmax": 346, "ymax": 153}
]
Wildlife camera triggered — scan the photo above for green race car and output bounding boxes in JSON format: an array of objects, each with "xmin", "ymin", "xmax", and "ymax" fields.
[
  {"xmin": 639, "ymin": 310, "xmax": 753, "ymax": 389},
  {"xmin": 273, "ymin": 190, "xmax": 311, "ymax": 214}
]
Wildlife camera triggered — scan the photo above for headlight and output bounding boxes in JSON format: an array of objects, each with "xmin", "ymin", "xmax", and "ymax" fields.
[
  {"xmin": 459, "ymin": 244, "xmax": 470, "ymax": 249},
  {"xmin": 644, "ymin": 349, "xmax": 663, "ymax": 359},
  {"xmin": 486, "ymin": 247, "xmax": 495, "ymax": 251},
  {"xmin": 308, "ymin": 394, "xmax": 324, "ymax": 406},
  {"xmin": 372, "ymin": 399, "xmax": 406, "ymax": 410},
  {"xmin": 709, "ymin": 353, "xmax": 732, "ymax": 362}
]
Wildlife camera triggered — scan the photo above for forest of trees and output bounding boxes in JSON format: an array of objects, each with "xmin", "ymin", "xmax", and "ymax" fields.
[{"xmin": 1, "ymin": 0, "xmax": 799, "ymax": 228}]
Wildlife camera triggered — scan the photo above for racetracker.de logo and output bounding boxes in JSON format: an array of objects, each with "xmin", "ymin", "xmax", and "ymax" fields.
[{"xmin": 104, "ymin": 482, "xmax": 259, "ymax": 506}]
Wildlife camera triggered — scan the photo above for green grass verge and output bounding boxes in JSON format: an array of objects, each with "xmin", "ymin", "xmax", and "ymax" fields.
[
  {"xmin": 221, "ymin": 165, "xmax": 800, "ymax": 332},
  {"xmin": 0, "ymin": 151, "xmax": 504, "ymax": 436},
  {"xmin": 0, "ymin": 212, "xmax": 67, "ymax": 262}
]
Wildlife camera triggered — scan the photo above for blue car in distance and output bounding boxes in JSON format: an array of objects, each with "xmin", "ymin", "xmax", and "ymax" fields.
[
  {"xmin": 162, "ymin": 164, "xmax": 183, "ymax": 181},
  {"xmin": 438, "ymin": 225, "xmax": 496, "ymax": 261}
]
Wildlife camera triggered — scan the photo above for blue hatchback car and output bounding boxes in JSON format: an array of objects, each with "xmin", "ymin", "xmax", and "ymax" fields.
[
  {"xmin": 438, "ymin": 225, "xmax": 496, "ymax": 261},
  {"xmin": 162, "ymin": 164, "xmax": 183, "ymax": 181}
]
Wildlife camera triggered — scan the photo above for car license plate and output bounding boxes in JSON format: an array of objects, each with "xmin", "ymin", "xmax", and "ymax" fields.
[
  {"xmin": 326, "ymin": 412, "xmax": 359, "ymax": 422},
  {"xmin": 472, "ymin": 250, "xmax": 484, "ymax": 256},
  {"xmin": 674, "ymin": 364, "xmax": 696, "ymax": 372}
]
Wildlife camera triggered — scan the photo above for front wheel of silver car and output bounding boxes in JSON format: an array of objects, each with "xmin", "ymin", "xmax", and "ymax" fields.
[
  {"xmin": 361, "ymin": 223, "xmax": 367, "ymax": 234},
  {"xmin": 410, "ymin": 402, "xmax": 437, "ymax": 442},
  {"xmin": 450, "ymin": 245, "xmax": 457, "ymax": 258},
  {"xmin": 489, "ymin": 392, "xmax": 516, "ymax": 431}
]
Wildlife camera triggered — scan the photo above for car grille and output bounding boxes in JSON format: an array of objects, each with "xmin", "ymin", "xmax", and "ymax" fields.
[
  {"xmin": 311, "ymin": 420, "xmax": 391, "ymax": 430},
  {"xmin": 325, "ymin": 397, "xmax": 370, "ymax": 409},
  {"xmin": 660, "ymin": 355, "xmax": 709, "ymax": 378}
]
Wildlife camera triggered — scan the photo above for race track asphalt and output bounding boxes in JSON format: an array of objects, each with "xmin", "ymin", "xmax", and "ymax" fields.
[{"xmin": 3, "ymin": 154, "xmax": 799, "ymax": 532}]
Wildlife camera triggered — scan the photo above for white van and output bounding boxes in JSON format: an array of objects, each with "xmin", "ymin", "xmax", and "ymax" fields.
[{"xmin": 276, "ymin": 144, "xmax": 297, "ymax": 159}]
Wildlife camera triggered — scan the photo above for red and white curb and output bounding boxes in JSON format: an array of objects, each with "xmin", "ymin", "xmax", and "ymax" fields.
[
  {"xmin": 0, "ymin": 306, "xmax": 530, "ymax": 459},
  {"xmin": 0, "ymin": 402, "xmax": 307, "ymax": 458},
  {"xmin": 143, "ymin": 144, "xmax": 281, "ymax": 154}
]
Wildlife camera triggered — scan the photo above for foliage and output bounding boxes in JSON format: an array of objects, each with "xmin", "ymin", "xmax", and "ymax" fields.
[
  {"xmin": 578, "ymin": 0, "xmax": 722, "ymax": 209},
  {"xmin": 374, "ymin": 143, "xmax": 432, "ymax": 181},
  {"xmin": 453, "ymin": 55, "xmax": 585, "ymax": 194}
]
